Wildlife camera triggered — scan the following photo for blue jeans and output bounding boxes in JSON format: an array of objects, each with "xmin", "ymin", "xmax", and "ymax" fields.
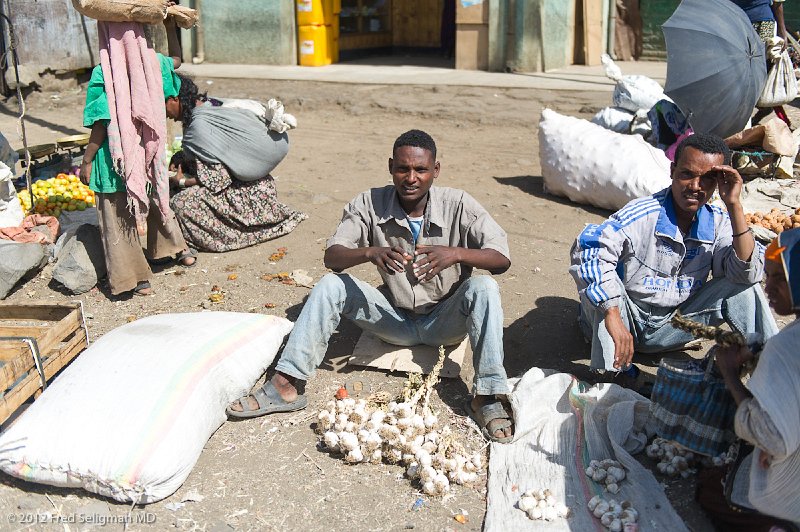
[
  {"xmin": 578, "ymin": 277, "xmax": 779, "ymax": 371},
  {"xmin": 275, "ymin": 273, "xmax": 511, "ymax": 396}
]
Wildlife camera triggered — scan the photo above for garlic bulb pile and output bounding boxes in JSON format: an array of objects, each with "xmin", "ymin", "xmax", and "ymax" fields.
[
  {"xmin": 700, "ymin": 446, "xmax": 736, "ymax": 468},
  {"xmin": 645, "ymin": 438, "xmax": 696, "ymax": 478},
  {"xmin": 588, "ymin": 496, "xmax": 639, "ymax": 532},
  {"xmin": 317, "ymin": 397, "xmax": 482, "ymax": 495},
  {"xmin": 316, "ymin": 347, "xmax": 482, "ymax": 496},
  {"xmin": 585, "ymin": 459, "xmax": 626, "ymax": 494},
  {"xmin": 516, "ymin": 488, "xmax": 570, "ymax": 521}
]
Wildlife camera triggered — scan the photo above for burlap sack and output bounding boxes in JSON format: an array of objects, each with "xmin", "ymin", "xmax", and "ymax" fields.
[
  {"xmin": 167, "ymin": 4, "xmax": 198, "ymax": 29},
  {"xmin": 71, "ymin": 0, "xmax": 168, "ymax": 24}
]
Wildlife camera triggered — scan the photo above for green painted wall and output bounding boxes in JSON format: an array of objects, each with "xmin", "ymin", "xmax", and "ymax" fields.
[
  {"xmin": 641, "ymin": 0, "xmax": 800, "ymax": 59},
  {"xmin": 640, "ymin": 0, "xmax": 677, "ymax": 59},
  {"xmin": 201, "ymin": 0, "xmax": 296, "ymax": 64},
  {"xmin": 511, "ymin": 0, "xmax": 573, "ymax": 72},
  {"xmin": 542, "ymin": 0, "xmax": 573, "ymax": 69}
]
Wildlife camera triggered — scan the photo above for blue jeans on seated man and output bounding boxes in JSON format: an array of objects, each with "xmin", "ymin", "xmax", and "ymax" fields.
[
  {"xmin": 274, "ymin": 272, "xmax": 511, "ymax": 396},
  {"xmin": 578, "ymin": 276, "xmax": 779, "ymax": 372}
]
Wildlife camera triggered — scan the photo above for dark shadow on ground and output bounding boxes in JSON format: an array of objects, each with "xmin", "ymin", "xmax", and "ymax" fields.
[
  {"xmin": 493, "ymin": 174, "xmax": 612, "ymax": 218},
  {"xmin": 501, "ymin": 295, "xmax": 705, "ymax": 386},
  {"xmin": 502, "ymin": 296, "xmax": 593, "ymax": 382},
  {"xmin": 0, "ymin": 102, "xmax": 83, "ymax": 137}
]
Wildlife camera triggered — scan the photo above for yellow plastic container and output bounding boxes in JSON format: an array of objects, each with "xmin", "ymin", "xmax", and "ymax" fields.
[
  {"xmin": 329, "ymin": 17, "xmax": 339, "ymax": 63},
  {"xmin": 298, "ymin": 24, "xmax": 332, "ymax": 67},
  {"xmin": 296, "ymin": 0, "xmax": 335, "ymax": 26}
]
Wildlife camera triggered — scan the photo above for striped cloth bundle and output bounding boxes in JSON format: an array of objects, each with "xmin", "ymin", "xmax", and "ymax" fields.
[{"xmin": 649, "ymin": 352, "xmax": 738, "ymax": 457}]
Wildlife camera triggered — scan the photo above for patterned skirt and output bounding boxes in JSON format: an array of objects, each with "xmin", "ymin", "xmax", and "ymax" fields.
[{"xmin": 170, "ymin": 161, "xmax": 307, "ymax": 252}]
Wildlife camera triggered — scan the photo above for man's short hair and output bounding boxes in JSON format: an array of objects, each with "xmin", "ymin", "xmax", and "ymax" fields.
[
  {"xmin": 393, "ymin": 129, "xmax": 437, "ymax": 159},
  {"xmin": 674, "ymin": 133, "xmax": 732, "ymax": 166}
]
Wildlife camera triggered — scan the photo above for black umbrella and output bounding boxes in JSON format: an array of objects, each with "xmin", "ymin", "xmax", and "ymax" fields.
[{"xmin": 662, "ymin": 0, "xmax": 767, "ymax": 138}]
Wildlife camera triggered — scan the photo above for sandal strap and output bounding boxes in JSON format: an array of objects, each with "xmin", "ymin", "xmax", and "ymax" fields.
[{"xmin": 478, "ymin": 401, "xmax": 510, "ymax": 424}]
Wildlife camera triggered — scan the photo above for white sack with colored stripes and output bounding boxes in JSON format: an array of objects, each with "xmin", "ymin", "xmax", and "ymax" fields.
[
  {"xmin": 485, "ymin": 368, "xmax": 689, "ymax": 531},
  {"xmin": 0, "ymin": 312, "xmax": 293, "ymax": 503},
  {"xmin": 538, "ymin": 108, "xmax": 672, "ymax": 211}
]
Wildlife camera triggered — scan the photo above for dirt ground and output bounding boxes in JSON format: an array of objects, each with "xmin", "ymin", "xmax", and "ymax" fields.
[{"xmin": 0, "ymin": 75, "xmax": 756, "ymax": 531}]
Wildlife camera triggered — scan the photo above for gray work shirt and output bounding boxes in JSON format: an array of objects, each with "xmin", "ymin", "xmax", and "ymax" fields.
[{"xmin": 326, "ymin": 185, "xmax": 511, "ymax": 314}]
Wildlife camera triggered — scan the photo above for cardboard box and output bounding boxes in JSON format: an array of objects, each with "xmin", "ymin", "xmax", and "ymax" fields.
[
  {"xmin": 456, "ymin": 0, "xmax": 489, "ymax": 24},
  {"xmin": 456, "ymin": 23, "xmax": 489, "ymax": 70}
]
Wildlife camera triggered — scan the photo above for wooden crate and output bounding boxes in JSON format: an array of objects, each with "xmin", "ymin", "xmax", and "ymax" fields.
[{"xmin": 0, "ymin": 302, "xmax": 88, "ymax": 425}]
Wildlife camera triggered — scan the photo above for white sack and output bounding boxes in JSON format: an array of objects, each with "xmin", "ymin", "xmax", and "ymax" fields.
[
  {"xmin": 0, "ymin": 162, "xmax": 23, "ymax": 228},
  {"xmin": 757, "ymin": 50, "xmax": 799, "ymax": 108},
  {"xmin": 0, "ymin": 312, "xmax": 293, "ymax": 504},
  {"xmin": 219, "ymin": 98, "xmax": 298, "ymax": 134},
  {"xmin": 591, "ymin": 106, "xmax": 634, "ymax": 133},
  {"xmin": 485, "ymin": 368, "xmax": 688, "ymax": 531},
  {"xmin": 539, "ymin": 108, "xmax": 672, "ymax": 210},
  {"xmin": 602, "ymin": 53, "xmax": 665, "ymax": 112},
  {"xmin": 0, "ymin": 132, "xmax": 19, "ymax": 170}
]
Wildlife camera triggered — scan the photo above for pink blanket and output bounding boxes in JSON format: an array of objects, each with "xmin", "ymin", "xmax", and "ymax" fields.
[{"xmin": 98, "ymin": 21, "xmax": 171, "ymax": 224}]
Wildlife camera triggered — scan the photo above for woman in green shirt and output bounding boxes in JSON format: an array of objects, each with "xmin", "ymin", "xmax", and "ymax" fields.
[{"xmin": 80, "ymin": 18, "xmax": 195, "ymax": 297}]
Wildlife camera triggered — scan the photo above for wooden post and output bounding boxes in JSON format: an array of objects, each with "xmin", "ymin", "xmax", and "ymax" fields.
[{"xmin": 583, "ymin": 0, "xmax": 603, "ymax": 65}]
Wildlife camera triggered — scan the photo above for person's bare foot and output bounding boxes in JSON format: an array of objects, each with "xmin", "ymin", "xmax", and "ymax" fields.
[
  {"xmin": 471, "ymin": 395, "xmax": 514, "ymax": 440},
  {"xmin": 132, "ymin": 281, "xmax": 153, "ymax": 296},
  {"xmin": 228, "ymin": 372, "xmax": 299, "ymax": 412},
  {"xmin": 177, "ymin": 249, "xmax": 196, "ymax": 267}
]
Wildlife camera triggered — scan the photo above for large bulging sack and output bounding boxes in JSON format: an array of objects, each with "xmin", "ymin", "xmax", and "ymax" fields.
[
  {"xmin": 183, "ymin": 107, "xmax": 289, "ymax": 182},
  {"xmin": 0, "ymin": 312, "xmax": 293, "ymax": 503},
  {"xmin": 757, "ymin": 50, "xmax": 799, "ymax": 108},
  {"xmin": 71, "ymin": 0, "xmax": 197, "ymax": 28},
  {"xmin": 538, "ymin": 108, "xmax": 672, "ymax": 210}
]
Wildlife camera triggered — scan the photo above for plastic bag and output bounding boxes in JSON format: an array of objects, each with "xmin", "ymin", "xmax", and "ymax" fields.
[
  {"xmin": 602, "ymin": 54, "xmax": 666, "ymax": 112},
  {"xmin": 757, "ymin": 50, "xmax": 799, "ymax": 107}
]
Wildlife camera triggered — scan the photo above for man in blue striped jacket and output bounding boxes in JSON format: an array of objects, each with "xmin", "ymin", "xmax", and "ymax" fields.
[{"xmin": 569, "ymin": 133, "xmax": 778, "ymax": 373}]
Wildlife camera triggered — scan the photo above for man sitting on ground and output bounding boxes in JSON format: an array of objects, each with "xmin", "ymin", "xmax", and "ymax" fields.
[
  {"xmin": 228, "ymin": 129, "xmax": 515, "ymax": 442},
  {"xmin": 569, "ymin": 133, "xmax": 778, "ymax": 376}
]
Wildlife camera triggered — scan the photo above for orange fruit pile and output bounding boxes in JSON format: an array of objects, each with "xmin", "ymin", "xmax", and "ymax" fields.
[
  {"xmin": 17, "ymin": 174, "xmax": 96, "ymax": 218},
  {"xmin": 746, "ymin": 208, "xmax": 800, "ymax": 234}
]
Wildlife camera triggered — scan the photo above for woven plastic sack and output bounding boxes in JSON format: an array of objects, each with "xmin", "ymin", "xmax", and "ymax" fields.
[
  {"xmin": 602, "ymin": 54, "xmax": 666, "ymax": 112},
  {"xmin": 0, "ymin": 162, "xmax": 23, "ymax": 229},
  {"xmin": 538, "ymin": 108, "xmax": 672, "ymax": 210},
  {"xmin": 71, "ymin": 0, "xmax": 169, "ymax": 23},
  {"xmin": 649, "ymin": 352, "xmax": 737, "ymax": 457},
  {"xmin": 591, "ymin": 106, "xmax": 634, "ymax": 134},
  {"xmin": 0, "ymin": 312, "xmax": 293, "ymax": 503},
  {"xmin": 757, "ymin": 51, "xmax": 799, "ymax": 107}
]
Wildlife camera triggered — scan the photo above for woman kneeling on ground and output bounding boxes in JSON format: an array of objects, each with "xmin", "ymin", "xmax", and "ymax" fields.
[
  {"xmin": 166, "ymin": 75, "xmax": 307, "ymax": 252},
  {"xmin": 696, "ymin": 227, "xmax": 800, "ymax": 531}
]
